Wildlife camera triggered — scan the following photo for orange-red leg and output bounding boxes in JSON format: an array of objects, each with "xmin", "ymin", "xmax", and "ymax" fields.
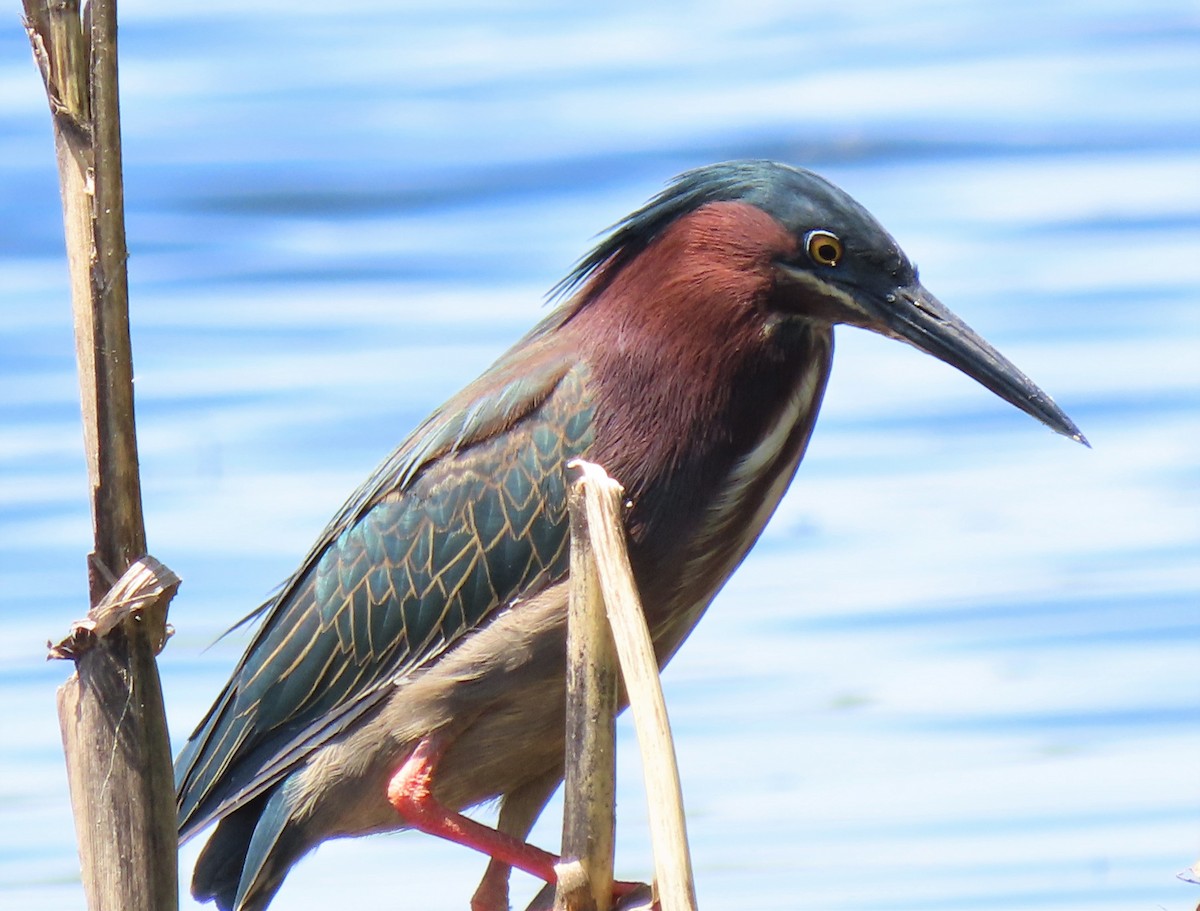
[
  {"xmin": 387, "ymin": 737, "xmax": 560, "ymax": 884},
  {"xmin": 388, "ymin": 737, "xmax": 648, "ymax": 909},
  {"xmin": 471, "ymin": 769, "xmax": 562, "ymax": 911}
]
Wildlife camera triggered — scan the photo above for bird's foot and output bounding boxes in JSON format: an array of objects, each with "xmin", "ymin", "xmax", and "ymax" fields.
[
  {"xmin": 522, "ymin": 879, "xmax": 655, "ymax": 911},
  {"xmin": 472, "ymin": 861, "xmax": 649, "ymax": 910}
]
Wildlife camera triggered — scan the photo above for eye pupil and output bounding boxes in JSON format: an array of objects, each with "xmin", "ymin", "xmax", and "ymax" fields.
[{"xmin": 817, "ymin": 243, "xmax": 837, "ymax": 263}]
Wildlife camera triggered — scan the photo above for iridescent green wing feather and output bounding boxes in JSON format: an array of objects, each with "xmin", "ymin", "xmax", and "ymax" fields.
[{"xmin": 177, "ymin": 331, "xmax": 594, "ymax": 838}]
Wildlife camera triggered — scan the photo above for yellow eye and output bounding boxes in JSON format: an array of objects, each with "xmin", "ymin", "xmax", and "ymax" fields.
[{"xmin": 805, "ymin": 230, "xmax": 842, "ymax": 267}]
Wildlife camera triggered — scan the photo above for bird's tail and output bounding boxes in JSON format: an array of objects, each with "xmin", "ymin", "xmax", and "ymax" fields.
[{"xmin": 192, "ymin": 784, "xmax": 311, "ymax": 911}]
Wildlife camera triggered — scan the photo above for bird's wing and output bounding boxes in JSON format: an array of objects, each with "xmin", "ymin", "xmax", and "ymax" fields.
[{"xmin": 176, "ymin": 328, "xmax": 594, "ymax": 838}]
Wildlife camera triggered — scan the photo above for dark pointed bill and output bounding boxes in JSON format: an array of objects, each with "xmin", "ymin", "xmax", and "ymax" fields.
[{"xmin": 879, "ymin": 284, "xmax": 1088, "ymax": 446}]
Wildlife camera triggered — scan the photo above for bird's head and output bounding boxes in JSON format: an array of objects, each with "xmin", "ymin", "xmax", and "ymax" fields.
[{"xmin": 558, "ymin": 160, "xmax": 1085, "ymax": 446}]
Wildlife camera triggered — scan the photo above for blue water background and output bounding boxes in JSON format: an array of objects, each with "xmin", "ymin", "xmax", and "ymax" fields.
[{"xmin": 1, "ymin": 1, "xmax": 1198, "ymax": 909}]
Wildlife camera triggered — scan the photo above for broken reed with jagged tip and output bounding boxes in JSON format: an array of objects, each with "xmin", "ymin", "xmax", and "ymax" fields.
[{"xmin": 23, "ymin": 1, "xmax": 180, "ymax": 909}]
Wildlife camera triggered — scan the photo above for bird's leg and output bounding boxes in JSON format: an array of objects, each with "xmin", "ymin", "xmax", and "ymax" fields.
[
  {"xmin": 387, "ymin": 737, "xmax": 559, "ymax": 885},
  {"xmin": 471, "ymin": 770, "xmax": 562, "ymax": 911},
  {"xmin": 390, "ymin": 738, "xmax": 647, "ymax": 910}
]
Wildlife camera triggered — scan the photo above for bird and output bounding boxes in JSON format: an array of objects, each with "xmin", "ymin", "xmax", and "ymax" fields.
[{"xmin": 175, "ymin": 159, "xmax": 1086, "ymax": 911}]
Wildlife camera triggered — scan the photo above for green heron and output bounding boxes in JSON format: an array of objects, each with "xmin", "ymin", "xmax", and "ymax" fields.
[{"xmin": 176, "ymin": 160, "xmax": 1085, "ymax": 911}]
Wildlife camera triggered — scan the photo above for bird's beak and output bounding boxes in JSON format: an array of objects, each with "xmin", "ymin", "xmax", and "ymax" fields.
[{"xmin": 875, "ymin": 283, "xmax": 1088, "ymax": 446}]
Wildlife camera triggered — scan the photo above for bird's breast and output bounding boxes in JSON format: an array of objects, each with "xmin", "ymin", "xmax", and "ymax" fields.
[{"xmin": 654, "ymin": 325, "xmax": 833, "ymax": 654}]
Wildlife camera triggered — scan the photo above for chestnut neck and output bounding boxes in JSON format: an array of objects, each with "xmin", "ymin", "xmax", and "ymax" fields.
[{"xmin": 566, "ymin": 201, "xmax": 829, "ymax": 566}]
